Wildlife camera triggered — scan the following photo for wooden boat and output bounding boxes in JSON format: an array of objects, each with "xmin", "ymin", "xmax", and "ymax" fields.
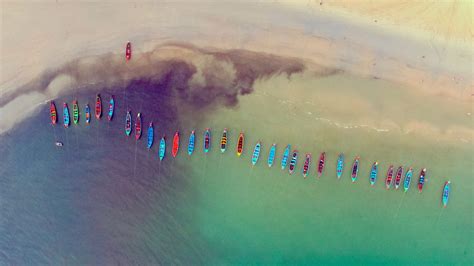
[
  {"xmin": 236, "ymin": 132, "xmax": 244, "ymax": 157},
  {"xmin": 72, "ymin": 100, "xmax": 79, "ymax": 124},
  {"xmin": 135, "ymin": 113, "xmax": 142, "ymax": 140},
  {"xmin": 336, "ymin": 153, "xmax": 344, "ymax": 179},
  {"xmin": 159, "ymin": 136, "xmax": 166, "ymax": 161},
  {"xmin": 317, "ymin": 152, "xmax": 326, "ymax": 177},
  {"xmin": 147, "ymin": 122, "xmax": 154, "ymax": 149},
  {"xmin": 251, "ymin": 142, "xmax": 261, "ymax": 166},
  {"xmin": 108, "ymin": 96, "xmax": 114, "ymax": 121},
  {"xmin": 267, "ymin": 143, "xmax": 276, "ymax": 167},
  {"xmin": 369, "ymin": 162, "xmax": 378, "ymax": 186},
  {"xmin": 281, "ymin": 144, "xmax": 291, "ymax": 170},
  {"xmin": 188, "ymin": 130, "xmax": 195, "ymax": 155},
  {"xmin": 385, "ymin": 165, "xmax": 394, "ymax": 189},
  {"xmin": 417, "ymin": 168, "xmax": 427, "ymax": 193},
  {"xmin": 85, "ymin": 104, "xmax": 91, "ymax": 124},
  {"xmin": 126, "ymin": 41, "xmax": 132, "ymax": 61},
  {"xmin": 394, "ymin": 166, "xmax": 403, "ymax": 189},
  {"xmin": 220, "ymin": 129, "xmax": 227, "ymax": 153},
  {"xmin": 403, "ymin": 167, "xmax": 413, "ymax": 192},
  {"xmin": 63, "ymin": 103, "xmax": 70, "ymax": 128},
  {"xmin": 351, "ymin": 156, "xmax": 360, "ymax": 182},
  {"xmin": 288, "ymin": 150, "xmax": 298, "ymax": 175},
  {"xmin": 203, "ymin": 128, "xmax": 211, "ymax": 153},
  {"xmin": 172, "ymin": 131, "xmax": 180, "ymax": 158},
  {"xmin": 125, "ymin": 111, "xmax": 132, "ymax": 136},
  {"xmin": 50, "ymin": 101, "xmax": 57, "ymax": 125},
  {"xmin": 95, "ymin": 94, "xmax": 102, "ymax": 119},
  {"xmin": 442, "ymin": 181, "xmax": 450, "ymax": 207},
  {"xmin": 302, "ymin": 153, "xmax": 311, "ymax": 178}
]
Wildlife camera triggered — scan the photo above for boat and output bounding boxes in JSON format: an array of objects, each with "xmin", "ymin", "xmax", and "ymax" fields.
[
  {"xmin": 403, "ymin": 167, "xmax": 413, "ymax": 192},
  {"xmin": 281, "ymin": 144, "xmax": 291, "ymax": 170},
  {"xmin": 125, "ymin": 111, "xmax": 132, "ymax": 136},
  {"xmin": 417, "ymin": 168, "xmax": 427, "ymax": 193},
  {"xmin": 147, "ymin": 122, "xmax": 154, "ymax": 149},
  {"xmin": 108, "ymin": 96, "xmax": 114, "ymax": 121},
  {"xmin": 288, "ymin": 150, "xmax": 298, "ymax": 174},
  {"xmin": 159, "ymin": 136, "xmax": 166, "ymax": 161},
  {"xmin": 72, "ymin": 100, "xmax": 79, "ymax": 124},
  {"xmin": 251, "ymin": 142, "xmax": 261, "ymax": 165},
  {"xmin": 172, "ymin": 131, "xmax": 180, "ymax": 157},
  {"xmin": 336, "ymin": 153, "xmax": 344, "ymax": 179},
  {"xmin": 394, "ymin": 166, "xmax": 403, "ymax": 189},
  {"xmin": 50, "ymin": 101, "xmax": 57, "ymax": 125},
  {"xmin": 188, "ymin": 130, "xmax": 195, "ymax": 155},
  {"xmin": 385, "ymin": 165, "xmax": 394, "ymax": 189},
  {"xmin": 302, "ymin": 153, "xmax": 311, "ymax": 178},
  {"xmin": 317, "ymin": 152, "xmax": 326, "ymax": 177},
  {"xmin": 85, "ymin": 104, "xmax": 91, "ymax": 124},
  {"xmin": 351, "ymin": 156, "xmax": 360, "ymax": 182},
  {"xmin": 220, "ymin": 129, "xmax": 227, "ymax": 153},
  {"xmin": 236, "ymin": 132, "xmax": 244, "ymax": 156},
  {"xmin": 63, "ymin": 103, "xmax": 70, "ymax": 128},
  {"xmin": 369, "ymin": 162, "xmax": 378, "ymax": 186},
  {"xmin": 55, "ymin": 141, "xmax": 63, "ymax": 147},
  {"xmin": 203, "ymin": 128, "xmax": 211, "ymax": 153},
  {"xmin": 95, "ymin": 94, "xmax": 102, "ymax": 119},
  {"xmin": 126, "ymin": 41, "xmax": 132, "ymax": 61},
  {"xmin": 442, "ymin": 181, "xmax": 450, "ymax": 207},
  {"xmin": 267, "ymin": 143, "xmax": 276, "ymax": 167},
  {"xmin": 135, "ymin": 113, "xmax": 142, "ymax": 140}
]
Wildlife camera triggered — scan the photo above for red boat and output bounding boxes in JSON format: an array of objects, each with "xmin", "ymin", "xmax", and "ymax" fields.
[
  {"xmin": 236, "ymin": 132, "xmax": 244, "ymax": 157},
  {"xmin": 302, "ymin": 153, "xmax": 311, "ymax": 178},
  {"xmin": 418, "ymin": 168, "xmax": 427, "ymax": 193},
  {"xmin": 317, "ymin": 152, "xmax": 326, "ymax": 177},
  {"xmin": 172, "ymin": 131, "xmax": 180, "ymax": 157},
  {"xmin": 126, "ymin": 42, "xmax": 132, "ymax": 61},
  {"xmin": 385, "ymin": 165, "xmax": 394, "ymax": 189},
  {"xmin": 50, "ymin": 101, "xmax": 57, "ymax": 125},
  {"xmin": 135, "ymin": 113, "xmax": 142, "ymax": 140},
  {"xmin": 394, "ymin": 166, "xmax": 403, "ymax": 189},
  {"xmin": 95, "ymin": 94, "xmax": 102, "ymax": 119}
]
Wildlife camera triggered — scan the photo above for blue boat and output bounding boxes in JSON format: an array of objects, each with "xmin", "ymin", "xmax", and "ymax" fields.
[
  {"xmin": 159, "ymin": 136, "xmax": 166, "ymax": 161},
  {"xmin": 63, "ymin": 103, "xmax": 70, "ymax": 128},
  {"xmin": 251, "ymin": 142, "xmax": 261, "ymax": 166},
  {"xmin": 203, "ymin": 128, "xmax": 211, "ymax": 153},
  {"xmin": 442, "ymin": 181, "xmax": 450, "ymax": 207},
  {"xmin": 403, "ymin": 167, "xmax": 413, "ymax": 192},
  {"xmin": 147, "ymin": 122, "xmax": 154, "ymax": 149},
  {"xmin": 369, "ymin": 161, "xmax": 378, "ymax": 186},
  {"xmin": 267, "ymin": 143, "xmax": 276, "ymax": 167},
  {"xmin": 281, "ymin": 144, "xmax": 291, "ymax": 170},
  {"xmin": 107, "ymin": 96, "xmax": 114, "ymax": 121},
  {"xmin": 188, "ymin": 130, "xmax": 195, "ymax": 155},
  {"xmin": 336, "ymin": 153, "xmax": 344, "ymax": 179},
  {"xmin": 85, "ymin": 104, "xmax": 91, "ymax": 124}
]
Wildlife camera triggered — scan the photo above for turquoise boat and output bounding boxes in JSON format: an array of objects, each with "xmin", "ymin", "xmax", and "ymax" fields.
[
  {"xmin": 403, "ymin": 167, "xmax": 413, "ymax": 192},
  {"xmin": 251, "ymin": 142, "xmax": 261, "ymax": 166},
  {"xmin": 188, "ymin": 130, "xmax": 195, "ymax": 155},
  {"xmin": 281, "ymin": 144, "xmax": 291, "ymax": 170},
  {"xmin": 442, "ymin": 181, "xmax": 450, "ymax": 207},
  {"xmin": 203, "ymin": 128, "xmax": 211, "ymax": 153},
  {"xmin": 63, "ymin": 103, "xmax": 70, "ymax": 128},
  {"xmin": 107, "ymin": 96, "xmax": 114, "ymax": 121},
  {"xmin": 147, "ymin": 122, "xmax": 154, "ymax": 149},
  {"xmin": 159, "ymin": 136, "xmax": 166, "ymax": 161},
  {"xmin": 369, "ymin": 161, "xmax": 378, "ymax": 186},
  {"xmin": 336, "ymin": 153, "xmax": 344, "ymax": 179},
  {"xmin": 267, "ymin": 143, "xmax": 276, "ymax": 167}
]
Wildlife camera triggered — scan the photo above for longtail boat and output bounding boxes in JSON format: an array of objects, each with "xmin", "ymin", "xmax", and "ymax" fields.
[
  {"xmin": 135, "ymin": 113, "xmax": 142, "ymax": 140},
  {"xmin": 147, "ymin": 122, "xmax": 154, "ymax": 149},
  {"xmin": 220, "ymin": 129, "xmax": 227, "ymax": 153},
  {"xmin": 442, "ymin": 181, "xmax": 450, "ymax": 207},
  {"xmin": 126, "ymin": 41, "xmax": 132, "ymax": 61},
  {"xmin": 188, "ymin": 130, "xmax": 195, "ymax": 155},
  {"xmin": 50, "ymin": 101, "xmax": 57, "ymax": 125},
  {"xmin": 203, "ymin": 128, "xmax": 211, "ymax": 153},
  {"xmin": 63, "ymin": 103, "xmax": 70, "ymax": 128},
  {"xmin": 251, "ymin": 142, "xmax": 261, "ymax": 166},
  {"xmin": 302, "ymin": 153, "xmax": 311, "ymax": 178},
  {"xmin": 95, "ymin": 94, "xmax": 102, "ymax": 119},
  {"xmin": 418, "ymin": 168, "xmax": 427, "ymax": 193},
  {"xmin": 125, "ymin": 111, "xmax": 132, "ymax": 136},
  {"xmin": 317, "ymin": 152, "xmax": 326, "ymax": 177},
  {"xmin": 159, "ymin": 136, "xmax": 166, "ymax": 161},
  {"xmin": 281, "ymin": 144, "xmax": 291, "ymax": 170},
  {"xmin": 108, "ymin": 96, "xmax": 114, "ymax": 121},
  {"xmin": 289, "ymin": 150, "xmax": 298, "ymax": 175},
  {"xmin": 72, "ymin": 100, "xmax": 79, "ymax": 124},
  {"xmin": 385, "ymin": 165, "xmax": 394, "ymax": 189},
  {"xmin": 369, "ymin": 162, "xmax": 378, "ymax": 186},
  {"xmin": 236, "ymin": 132, "xmax": 244, "ymax": 157},
  {"xmin": 85, "ymin": 104, "xmax": 91, "ymax": 124},
  {"xmin": 267, "ymin": 143, "xmax": 276, "ymax": 167},
  {"xmin": 403, "ymin": 167, "xmax": 413, "ymax": 192},
  {"xmin": 336, "ymin": 153, "xmax": 344, "ymax": 179},
  {"xmin": 172, "ymin": 131, "xmax": 180, "ymax": 158},
  {"xmin": 351, "ymin": 156, "xmax": 360, "ymax": 182},
  {"xmin": 394, "ymin": 166, "xmax": 403, "ymax": 189}
]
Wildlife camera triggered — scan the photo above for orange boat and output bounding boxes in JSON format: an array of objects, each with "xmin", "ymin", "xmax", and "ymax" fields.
[
  {"xmin": 50, "ymin": 101, "xmax": 57, "ymax": 125},
  {"xmin": 172, "ymin": 131, "xmax": 180, "ymax": 158},
  {"xmin": 95, "ymin": 94, "xmax": 102, "ymax": 119},
  {"xmin": 126, "ymin": 42, "xmax": 132, "ymax": 61},
  {"xmin": 236, "ymin": 132, "xmax": 244, "ymax": 156}
]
